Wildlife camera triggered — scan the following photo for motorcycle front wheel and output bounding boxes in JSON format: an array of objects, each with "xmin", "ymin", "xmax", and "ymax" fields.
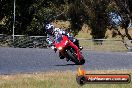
[{"xmin": 66, "ymin": 49, "xmax": 85, "ymax": 65}]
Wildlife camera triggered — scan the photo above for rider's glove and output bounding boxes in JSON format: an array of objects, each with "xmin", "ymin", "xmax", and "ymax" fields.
[
  {"xmin": 51, "ymin": 46, "xmax": 55, "ymax": 49},
  {"xmin": 50, "ymin": 46, "xmax": 57, "ymax": 53}
]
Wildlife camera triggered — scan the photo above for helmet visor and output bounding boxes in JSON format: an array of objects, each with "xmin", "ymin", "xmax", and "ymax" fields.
[{"xmin": 47, "ymin": 27, "xmax": 53, "ymax": 34}]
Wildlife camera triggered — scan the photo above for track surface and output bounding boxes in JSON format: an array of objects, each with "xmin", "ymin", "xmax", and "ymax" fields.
[{"xmin": 0, "ymin": 48, "xmax": 132, "ymax": 74}]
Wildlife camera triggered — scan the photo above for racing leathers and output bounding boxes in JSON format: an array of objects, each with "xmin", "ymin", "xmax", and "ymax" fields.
[{"xmin": 46, "ymin": 28, "xmax": 79, "ymax": 49}]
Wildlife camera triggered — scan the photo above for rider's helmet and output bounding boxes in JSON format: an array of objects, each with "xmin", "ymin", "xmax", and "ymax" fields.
[{"xmin": 45, "ymin": 23, "xmax": 55, "ymax": 35}]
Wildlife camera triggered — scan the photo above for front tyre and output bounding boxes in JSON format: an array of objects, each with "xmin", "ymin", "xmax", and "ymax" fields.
[
  {"xmin": 67, "ymin": 50, "xmax": 85, "ymax": 65},
  {"xmin": 66, "ymin": 49, "xmax": 81, "ymax": 65},
  {"xmin": 80, "ymin": 58, "xmax": 85, "ymax": 65}
]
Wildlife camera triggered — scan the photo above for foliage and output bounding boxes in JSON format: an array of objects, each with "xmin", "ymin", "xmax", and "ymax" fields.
[
  {"xmin": 68, "ymin": 0, "xmax": 110, "ymax": 41},
  {"xmin": 0, "ymin": 0, "xmax": 13, "ymax": 34},
  {"xmin": 0, "ymin": 0, "xmax": 132, "ymax": 39}
]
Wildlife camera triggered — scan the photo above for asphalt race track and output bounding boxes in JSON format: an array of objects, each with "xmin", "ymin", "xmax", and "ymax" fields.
[{"xmin": 0, "ymin": 48, "xmax": 132, "ymax": 74}]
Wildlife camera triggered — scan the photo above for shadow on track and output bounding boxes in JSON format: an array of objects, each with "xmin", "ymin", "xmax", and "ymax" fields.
[{"xmin": 54, "ymin": 64, "xmax": 77, "ymax": 67}]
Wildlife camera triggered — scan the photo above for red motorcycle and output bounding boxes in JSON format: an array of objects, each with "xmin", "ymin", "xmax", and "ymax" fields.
[{"xmin": 54, "ymin": 34, "xmax": 85, "ymax": 65}]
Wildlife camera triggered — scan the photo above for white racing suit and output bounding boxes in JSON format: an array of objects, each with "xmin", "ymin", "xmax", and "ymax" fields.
[{"xmin": 46, "ymin": 28, "xmax": 79, "ymax": 48}]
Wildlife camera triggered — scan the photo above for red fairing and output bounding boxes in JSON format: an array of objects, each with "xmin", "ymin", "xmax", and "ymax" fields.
[
  {"xmin": 55, "ymin": 35, "xmax": 68, "ymax": 49},
  {"xmin": 54, "ymin": 35, "xmax": 83, "ymax": 62},
  {"xmin": 68, "ymin": 40, "xmax": 82, "ymax": 60}
]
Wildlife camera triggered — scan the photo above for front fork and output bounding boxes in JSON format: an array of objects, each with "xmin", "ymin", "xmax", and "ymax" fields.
[
  {"xmin": 68, "ymin": 40, "xmax": 82, "ymax": 61},
  {"xmin": 58, "ymin": 40, "xmax": 82, "ymax": 61}
]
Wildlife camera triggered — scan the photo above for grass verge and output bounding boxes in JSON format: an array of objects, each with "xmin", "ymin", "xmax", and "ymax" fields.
[
  {"xmin": 0, "ymin": 70, "xmax": 132, "ymax": 88},
  {"xmin": 79, "ymin": 39, "xmax": 128, "ymax": 52}
]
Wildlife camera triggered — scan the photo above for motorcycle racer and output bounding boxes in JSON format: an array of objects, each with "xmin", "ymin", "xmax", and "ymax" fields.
[{"xmin": 45, "ymin": 23, "xmax": 83, "ymax": 59}]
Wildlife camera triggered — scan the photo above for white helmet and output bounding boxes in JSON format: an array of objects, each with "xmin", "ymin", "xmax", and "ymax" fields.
[{"xmin": 45, "ymin": 23, "xmax": 54, "ymax": 34}]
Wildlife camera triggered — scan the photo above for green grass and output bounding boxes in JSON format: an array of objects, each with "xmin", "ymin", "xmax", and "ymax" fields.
[{"xmin": 0, "ymin": 70, "xmax": 132, "ymax": 88}]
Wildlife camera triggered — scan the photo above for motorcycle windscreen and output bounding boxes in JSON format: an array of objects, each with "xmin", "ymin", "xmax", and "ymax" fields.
[
  {"xmin": 55, "ymin": 35, "xmax": 68, "ymax": 50},
  {"xmin": 56, "ymin": 36, "xmax": 63, "ymax": 43}
]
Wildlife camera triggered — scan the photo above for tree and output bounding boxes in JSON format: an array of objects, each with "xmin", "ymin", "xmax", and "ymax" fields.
[
  {"xmin": 0, "ymin": 0, "xmax": 131, "ymax": 41},
  {"xmin": 0, "ymin": 0, "xmax": 14, "ymax": 34},
  {"xmin": 0, "ymin": 0, "xmax": 68, "ymax": 35},
  {"xmin": 113, "ymin": 0, "xmax": 132, "ymax": 40},
  {"xmin": 68, "ymin": 0, "xmax": 110, "ymax": 40}
]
